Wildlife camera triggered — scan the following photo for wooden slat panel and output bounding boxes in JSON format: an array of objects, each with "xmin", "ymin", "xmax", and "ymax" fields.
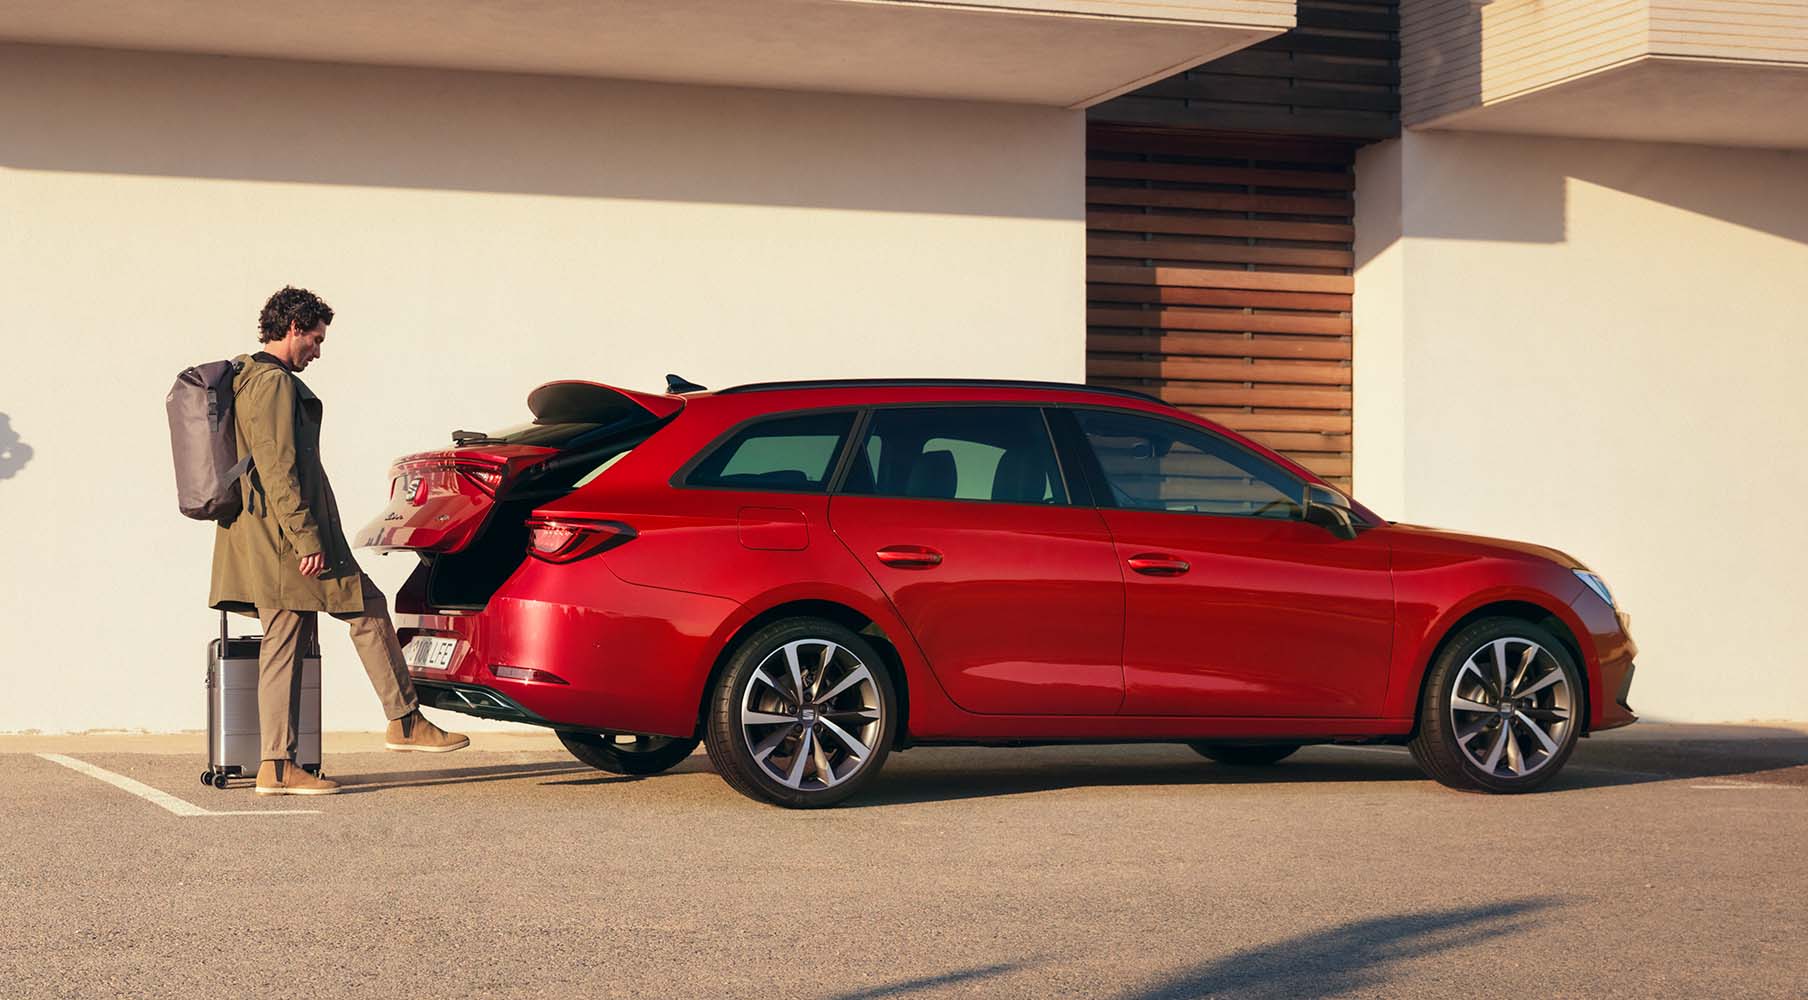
[
  {"xmin": 1085, "ymin": 185, "xmax": 1351, "ymax": 216},
  {"xmin": 1090, "ymin": 283, "xmax": 1350, "ymax": 311},
  {"xmin": 1086, "ymin": 129, "xmax": 1358, "ymax": 482},
  {"xmin": 1086, "ymin": 127, "xmax": 1361, "ymax": 163},
  {"xmin": 1088, "ymin": 211, "xmax": 1354, "ymax": 243},
  {"xmin": 1088, "ymin": 264, "xmax": 1352, "ymax": 294},
  {"xmin": 1085, "ymin": 159, "xmax": 1355, "ymax": 190},
  {"xmin": 1241, "ymin": 431, "xmax": 1354, "ymax": 453},
  {"xmin": 1185, "ymin": 410, "xmax": 1352, "ymax": 434},
  {"xmin": 1089, "ymin": 307, "xmax": 1351, "ymax": 336},
  {"xmin": 1088, "ymin": 236, "xmax": 1354, "ymax": 269},
  {"xmin": 1294, "ymin": 454, "xmax": 1353, "ymax": 477},
  {"xmin": 1089, "ymin": 332, "xmax": 1351, "ymax": 361},
  {"xmin": 1087, "ymin": 357, "xmax": 1352, "ymax": 386}
]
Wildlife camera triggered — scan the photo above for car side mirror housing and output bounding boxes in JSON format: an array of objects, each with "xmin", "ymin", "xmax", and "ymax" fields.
[{"xmin": 1302, "ymin": 484, "xmax": 1359, "ymax": 540}]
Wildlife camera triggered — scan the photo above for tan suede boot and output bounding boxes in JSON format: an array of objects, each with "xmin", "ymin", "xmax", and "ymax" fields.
[
  {"xmin": 255, "ymin": 759, "xmax": 341, "ymax": 796},
  {"xmin": 385, "ymin": 709, "xmax": 470, "ymax": 753}
]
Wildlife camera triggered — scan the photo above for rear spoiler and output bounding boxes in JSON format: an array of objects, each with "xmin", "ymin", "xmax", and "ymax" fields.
[{"xmin": 526, "ymin": 380, "xmax": 685, "ymax": 425}]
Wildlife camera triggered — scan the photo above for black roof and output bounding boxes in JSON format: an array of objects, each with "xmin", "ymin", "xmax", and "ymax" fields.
[{"xmin": 714, "ymin": 378, "xmax": 1161, "ymax": 403}]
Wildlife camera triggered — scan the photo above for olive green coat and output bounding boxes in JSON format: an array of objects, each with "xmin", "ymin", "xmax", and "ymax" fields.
[{"xmin": 209, "ymin": 354, "xmax": 364, "ymax": 615}]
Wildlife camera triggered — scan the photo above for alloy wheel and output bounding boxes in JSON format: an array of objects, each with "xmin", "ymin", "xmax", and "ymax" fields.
[
  {"xmin": 739, "ymin": 638, "xmax": 883, "ymax": 792},
  {"xmin": 1449, "ymin": 636, "xmax": 1575, "ymax": 780}
]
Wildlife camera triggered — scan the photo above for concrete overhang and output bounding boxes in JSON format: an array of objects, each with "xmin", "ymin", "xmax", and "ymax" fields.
[
  {"xmin": 1422, "ymin": 56, "xmax": 1808, "ymax": 151},
  {"xmin": 1403, "ymin": 0, "xmax": 1808, "ymax": 150},
  {"xmin": 0, "ymin": 0, "xmax": 1296, "ymax": 108}
]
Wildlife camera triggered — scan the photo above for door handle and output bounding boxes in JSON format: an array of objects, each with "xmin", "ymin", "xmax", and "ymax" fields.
[
  {"xmin": 875, "ymin": 545, "xmax": 943, "ymax": 569},
  {"xmin": 1127, "ymin": 553, "xmax": 1190, "ymax": 576}
]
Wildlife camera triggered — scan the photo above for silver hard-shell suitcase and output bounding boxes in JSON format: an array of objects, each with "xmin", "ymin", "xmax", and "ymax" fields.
[{"xmin": 201, "ymin": 611, "xmax": 321, "ymax": 789}]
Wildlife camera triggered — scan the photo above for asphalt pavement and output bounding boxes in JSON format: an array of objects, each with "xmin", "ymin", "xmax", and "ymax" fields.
[{"xmin": 2, "ymin": 722, "xmax": 1804, "ymax": 999}]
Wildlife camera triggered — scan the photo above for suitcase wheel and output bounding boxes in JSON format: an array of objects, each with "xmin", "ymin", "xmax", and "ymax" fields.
[
  {"xmin": 200, "ymin": 770, "xmax": 214, "ymax": 787},
  {"xmin": 211, "ymin": 772, "xmax": 231, "ymax": 790}
]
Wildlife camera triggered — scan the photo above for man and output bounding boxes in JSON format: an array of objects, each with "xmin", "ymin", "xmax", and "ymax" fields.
[{"xmin": 210, "ymin": 286, "xmax": 467, "ymax": 795}]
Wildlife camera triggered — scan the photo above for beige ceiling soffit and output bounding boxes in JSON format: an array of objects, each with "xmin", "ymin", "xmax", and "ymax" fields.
[
  {"xmin": 1070, "ymin": 31, "xmax": 1279, "ymax": 108},
  {"xmin": 859, "ymin": 0, "xmax": 1293, "ymax": 27},
  {"xmin": 1409, "ymin": 54, "xmax": 1647, "ymax": 131}
]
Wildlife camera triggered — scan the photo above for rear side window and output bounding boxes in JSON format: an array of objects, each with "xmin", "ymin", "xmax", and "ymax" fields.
[
  {"xmin": 684, "ymin": 411, "xmax": 855, "ymax": 493},
  {"xmin": 841, "ymin": 406, "xmax": 1067, "ymax": 505}
]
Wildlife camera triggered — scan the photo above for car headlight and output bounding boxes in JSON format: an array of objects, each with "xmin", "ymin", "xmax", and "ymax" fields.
[{"xmin": 1572, "ymin": 569, "xmax": 1615, "ymax": 609}]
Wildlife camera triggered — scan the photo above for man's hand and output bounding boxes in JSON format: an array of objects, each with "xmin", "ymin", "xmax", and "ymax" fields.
[{"xmin": 298, "ymin": 553, "xmax": 326, "ymax": 578}]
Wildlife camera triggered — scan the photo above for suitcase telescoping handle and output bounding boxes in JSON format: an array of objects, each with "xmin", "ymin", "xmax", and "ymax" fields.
[{"xmin": 219, "ymin": 608, "xmax": 320, "ymax": 655}]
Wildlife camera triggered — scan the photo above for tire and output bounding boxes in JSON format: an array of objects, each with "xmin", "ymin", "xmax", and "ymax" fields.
[
  {"xmin": 1188, "ymin": 743, "xmax": 1300, "ymax": 766},
  {"xmin": 559, "ymin": 731, "xmax": 701, "ymax": 776},
  {"xmin": 1409, "ymin": 617, "xmax": 1584, "ymax": 794},
  {"xmin": 704, "ymin": 617, "xmax": 898, "ymax": 809}
]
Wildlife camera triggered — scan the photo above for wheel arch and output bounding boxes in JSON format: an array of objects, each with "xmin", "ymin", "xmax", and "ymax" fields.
[
  {"xmin": 1408, "ymin": 599, "xmax": 1592, "ymax": 738},
  {"xmin": 694, "ymin": 597, "xmax": 913, "ymax": 746}
]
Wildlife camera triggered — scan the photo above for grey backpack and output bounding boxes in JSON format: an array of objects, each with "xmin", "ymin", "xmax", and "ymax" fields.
[{"xmin": 167, "ymin": 359, "xmax": 254, "ymax": 522}]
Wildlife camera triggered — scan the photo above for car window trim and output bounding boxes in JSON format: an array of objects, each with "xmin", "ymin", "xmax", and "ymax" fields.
[
  {"xmin": 670, "ymin": 406, "xmax": 864, "ymax": 495},
  {"xmin": 1060, "ymin": 403, "xmax": 1313, "ymax": 522},
  {"xmin": 826, "ymin": 400, "xmax": 1074, "ymax": 508}
]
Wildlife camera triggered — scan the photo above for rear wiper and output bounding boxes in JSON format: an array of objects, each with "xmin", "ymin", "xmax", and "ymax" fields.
[{"xmin": 451, "ymin": 429, "xmax": 504, "ymax": 445}]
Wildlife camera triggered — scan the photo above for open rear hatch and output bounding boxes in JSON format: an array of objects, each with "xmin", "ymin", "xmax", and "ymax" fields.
[{"xmin": 356, "ymin": 380, "xmax": 683, "ymax": 555}]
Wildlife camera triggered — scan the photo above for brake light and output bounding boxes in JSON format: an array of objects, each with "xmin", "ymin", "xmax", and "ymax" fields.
[
  {"xmin": 526, "ymin": 518, "xmax": 635, "ymax": 563},
  {"xmin": 453, "ymin": 461, "xmax": 505, "ymax": 497}
]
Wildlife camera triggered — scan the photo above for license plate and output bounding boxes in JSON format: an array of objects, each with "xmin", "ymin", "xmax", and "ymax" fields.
[{"xmin": 403, "ymin": 636, "xmax": 458, "ymax": 671}]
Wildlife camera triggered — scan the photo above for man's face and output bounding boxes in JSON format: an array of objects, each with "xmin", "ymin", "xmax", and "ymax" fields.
[{"xmin": 287, "ymin": 322, "xmax": 327, "ymax": 371}]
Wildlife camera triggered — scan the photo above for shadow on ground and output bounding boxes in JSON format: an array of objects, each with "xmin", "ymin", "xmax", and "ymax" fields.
[
  {"xmin": 1117, "ymin": 898, "xmax": 1556, "ymax": 1000},
  {"xmin": 327, "ymin": 760, "xmax": 592, "ymax": 793},
  {"xmin": 842, "ymin": 724, "xmax": 1808, "ymax": 807}
]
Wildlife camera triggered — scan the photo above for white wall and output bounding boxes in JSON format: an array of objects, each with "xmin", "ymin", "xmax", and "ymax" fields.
[
  {"xmin": 1355, "ymin": 130, "xmax": 1808, "ymax": 722},
  {"xmin": 0, "ymin": 44, "xmax": 1084, "ymax": 734}
]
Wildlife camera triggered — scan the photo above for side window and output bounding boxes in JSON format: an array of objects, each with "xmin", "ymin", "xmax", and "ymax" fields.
[
  {"xmin": 842, "ymin": 406, "xmax": 1067, "ymax": 505},
  {"xmin": 685, "ymin": 410, "xmax": 854, "ymax": 493},
  {"xmin": 1074, "ymin": 408, "xmax": 1303, "ymax": 519}
]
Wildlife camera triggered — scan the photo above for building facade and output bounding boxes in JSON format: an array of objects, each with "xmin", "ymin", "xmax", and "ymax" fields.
[{"xmin": 1, "ymin": 0, "xmax": 1802, "ymax": 732}]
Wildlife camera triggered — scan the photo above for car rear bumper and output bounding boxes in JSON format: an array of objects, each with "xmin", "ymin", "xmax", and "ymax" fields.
[{"xmin": 395, "ymin": 558, "xmax": 741, "ymax": 738}]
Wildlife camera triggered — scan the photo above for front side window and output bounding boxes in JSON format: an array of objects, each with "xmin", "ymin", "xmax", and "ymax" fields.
[
  {"xmin": 685, "ymin": 410, "xmax": 854, "ymax": 493},
  {"xmin": 842, "ymin": 406, "xmax": 1067, "ymax": 505},
  {"xmin": 1074, "ymin": 408, "xmax": 1303, "ymax": 519}
]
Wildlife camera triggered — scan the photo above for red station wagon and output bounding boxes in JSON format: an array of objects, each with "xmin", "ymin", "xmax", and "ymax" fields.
[{"xmin": 358, "ymin": 378, "xmax": 1637, "ymax": 808}]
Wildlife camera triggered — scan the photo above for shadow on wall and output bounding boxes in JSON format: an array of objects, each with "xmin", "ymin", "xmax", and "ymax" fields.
[
  {"xmin": 0, "ymin": 43, "xmax": 1079, "ymax": 221},
  {"xmin": 1118, "ymin": 898, "xmax": 1555, "ymax": 1000},
  {"xmin": 0, "ymin": 413, "xmax": 33, "ymax": 479},
  {"xmin": 1359, "ymin": 130, "xmax": 1808, "ymax": 267}
]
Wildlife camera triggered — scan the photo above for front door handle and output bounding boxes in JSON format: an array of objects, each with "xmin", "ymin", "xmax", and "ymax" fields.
[
  {"xmin": 876, "ymin": 545, "xmax": 943, "ymax": 569},
  {"xmin": 1127, "ymin": 553, "xmax": 1190, "ymax": 576}
]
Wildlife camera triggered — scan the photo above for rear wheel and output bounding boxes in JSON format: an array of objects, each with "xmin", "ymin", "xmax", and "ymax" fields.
[
  {"xmin": 1188, "ymin": 743, "xmax": 1300, "ymax": 766},
  {"xmin": 559, "ymin": 731, "xmax": 700, "ymax": 776},
  {"xmin": 1409, "ymin": 617, "xmax": 1583, "ymax": 793},
  {"xmin": 705, "ymin": 617, "xmax": 897, "ymax": 808}
]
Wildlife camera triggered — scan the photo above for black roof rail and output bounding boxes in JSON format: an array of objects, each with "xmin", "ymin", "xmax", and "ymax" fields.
[{"xmin": 714, "ymin": 378, "xmax": 1163, "ymax": 403}]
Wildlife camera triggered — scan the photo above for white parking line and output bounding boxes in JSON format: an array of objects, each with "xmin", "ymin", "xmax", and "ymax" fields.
[
  {"xmin": 37, "ymin": 754, "xmax": 320, "ymax": 816},
  {"xmin": 1689, "ymin": 782, "xmax": 1789, "ymax": 790}
]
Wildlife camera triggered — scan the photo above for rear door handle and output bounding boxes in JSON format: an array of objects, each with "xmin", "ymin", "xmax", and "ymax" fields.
[
  {"xmin": 876, "ymin": 545, "xmax": 943, "ymax": 569},
  {"xmin": 1127, "ymin": 553, "xmax": 1190, "ymax": 576}
]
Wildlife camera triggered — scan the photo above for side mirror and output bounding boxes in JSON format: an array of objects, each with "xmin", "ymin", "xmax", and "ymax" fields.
[{"xmin": 1302, "ymin": 484, "xmax": 1359, "ymax": 540}]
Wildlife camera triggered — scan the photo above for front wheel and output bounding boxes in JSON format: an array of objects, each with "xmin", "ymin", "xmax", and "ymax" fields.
[
  {"xmin": 559, "ymin": 731, "xmax": 700, "ymax": 776},
  {"xmin": 1188, "ymin": 743, "xmax": 1300, "ymax": 766},
  {"xmin": 1409, "ymin": 617, "xmax": 1583, "ymax": 793},
  {"xmin": 704, "ymin": 617, "xmax": 897, "ymax": 808}
]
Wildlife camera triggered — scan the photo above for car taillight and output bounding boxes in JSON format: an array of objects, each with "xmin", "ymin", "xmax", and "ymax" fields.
[
  {"xmin": 453, "ymin": 461, "xmax": 505, "ymax": 497},
  {"xmin": 525, "ymin": 518, "xmax": 635, "ymax": 563}
]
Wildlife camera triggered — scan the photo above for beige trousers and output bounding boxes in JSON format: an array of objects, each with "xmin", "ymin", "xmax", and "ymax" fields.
[{"xmin": 256, "ymin": 575, "xmax": 418, "ymax": 761}]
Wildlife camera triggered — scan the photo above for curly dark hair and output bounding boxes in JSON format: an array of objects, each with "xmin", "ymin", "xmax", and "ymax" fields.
[{"xmin": 258, "ymin": 286, "xmax": 335, "ymax": 342}]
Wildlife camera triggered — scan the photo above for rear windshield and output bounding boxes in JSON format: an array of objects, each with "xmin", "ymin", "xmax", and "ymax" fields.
[{"xmin": 490, "ymin": 416, "xmax": 634, "ymax": 450}]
